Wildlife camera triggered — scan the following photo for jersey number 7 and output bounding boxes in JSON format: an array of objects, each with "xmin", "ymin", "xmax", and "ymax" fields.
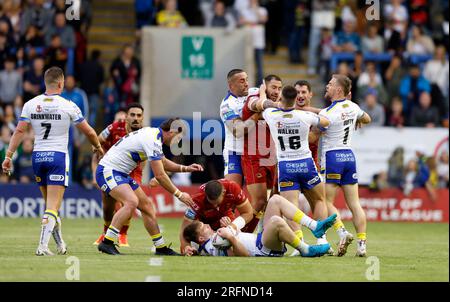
[{"xmin": 41, "ymin": 123, "xmax": 52, "ymax": 140}]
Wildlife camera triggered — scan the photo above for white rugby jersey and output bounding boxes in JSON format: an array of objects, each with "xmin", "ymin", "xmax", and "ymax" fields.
[
  {"xmin": 262, "ymin": 108, "xmax": 320, "ymax": 161},
  {"xmin": 199, "ymin": 232, "xmax": 257, "ymax": 256},
  {"xmin": 318, "ymin": 99, "xmax": 365, "ymax": 155},
  {"xmin": 99, "ymin": 127, "xmax": 163, "ymax": 174},
  {"xmin": 219, "ymin": 91, "xmax": 247, "ymax": 152},
  {"xmin": 19, "ymin": 94, "xmax": 84, "ymax": 154}
]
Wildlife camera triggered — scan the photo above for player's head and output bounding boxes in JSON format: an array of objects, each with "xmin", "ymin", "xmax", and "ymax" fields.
[
  {"xmin": 294, "ymin": 80, "xmax": 313, "ymax": 108},
  {"xmin": 126, "ymin": 102, "xmax": 144, "ymax": 131},
  {"xmin": 114, "ymin": 109, "xmax": 127, "ymax": 122},
  {"xmin": 44, "ymin": 66, "xmax": 64, "ymax": 93},
  {"xmin": 227, "ymin": 69, "xmax": 249, "ymax": 97},
  {"xmin": 183, "ymin": 221, "xmax": 214, "ymax": 244},
  {"xmin": 160, "ymin": 117, "xmax": 185, "ymax": 146},
  {"xmin": 264, "ymin": 74, "xmax": 282, "ymax": 102},
  {"xmin": 280, "ymin": 85, "xmax": 297, "ymax": 108},
  {"xmin": 205, "ymin": 180, "xmax": 225, "ymax": 207},
  {"xmin": 325, "ymin": 74, "xmax": 351, "ymax": 101}
]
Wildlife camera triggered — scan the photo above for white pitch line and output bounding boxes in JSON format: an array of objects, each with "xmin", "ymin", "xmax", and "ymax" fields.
[
  {"xmin": 149, "ymin": 257, "xmax": 163, "ymax": 266},
  {"xmin": 145, "ymin": 275, "xmax": 161, "ymax": 282}
]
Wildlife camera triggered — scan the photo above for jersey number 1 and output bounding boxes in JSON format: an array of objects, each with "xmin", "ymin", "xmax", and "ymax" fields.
[
  {"xmin": 277, "ymin": 136, "xmax": 301, "ymax": 151},
  {"xmin": 41, "ymin": 123, "xmax": 52, "ymax": 140},
  {"xmin": 343, "ymin": 127, "xmax": 350, "ymax": 145}
]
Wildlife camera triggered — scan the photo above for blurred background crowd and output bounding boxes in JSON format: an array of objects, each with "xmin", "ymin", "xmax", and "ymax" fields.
[{"xmin": 0, "ymin": 0, "xmax": 448, "ymax": 193}]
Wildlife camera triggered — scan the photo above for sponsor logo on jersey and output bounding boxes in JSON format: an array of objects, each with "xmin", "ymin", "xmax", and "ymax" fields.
[
  {"xmin": 279, "ymin": 181, "xmax": 294, "ymax": 187},
  {"xmin": 36, "ymin": 105, "xmax": 42, "ymax": 112},
  {"xmin": 326, "ymin": 173, "xmax": 341, "ymax": 180},
  {"xmin": 228, "ymin": 163, "xmax": 235, "ymax": 171},
  {"xmin": 114, "ymin": 176, "xmax": 123, "ymax": 182},
  {"xmin": 35, "ymin": 176, "xmax": 42, "ymax": 182},
  {"xmin": 49, "ymin": 174, "xmax": 64, "ymax": 181},
  {"xmin": 101, "ymin": 184, "xmax": 108, "ymax": 192},
  {"xmin": 352, "ymin": 173, "xmax": 358, "ymax": 179},
  {"xmin": 256, "ymin": 173, "xmax": 263, "ymax": 179},
  {"xmin": 282, "ymin": 114, "xmax": 293, "ymax": 118},
  {"xmin": 307, "ymin": 175, "xmax": 320, "ymax": 185},
  {"xmin": 276, "ymin": 122, "xmax": 284, "ymax": 129}
]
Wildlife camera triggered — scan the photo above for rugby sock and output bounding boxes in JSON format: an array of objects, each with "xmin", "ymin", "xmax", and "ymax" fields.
[
  {"xmin": 289, "ymin": 236, "xmax": 310, "ymax": 255},
  {"xmin": 104, "ymin": 226, "xmax": 120, "ymax": 243},
  {"xmin": 120, "ymin": 224, "xmax": 129, "ymax": 235},
  {"xmin": 357, "ymin": 233, "xmax": 366, "ymax": 241},
  {"xmin": 294, "ymin": 229, "xmax": 304, "ymax": 240},
  {"xmin": 333, "ymin": 220, "xmax": 347, "ymax": 238},
  {"xmin": 317, "ymin": 234, "xmax": 328, "ymax": 245},
  {"xmin": 52, "ymin": 216, "xmax": 65, "ymax": 247},
  {"xmin": 293, "ymin": 210, "xmax": 317, "ymax": 231},
  {"xmin": 151, "ymin": 233, "xmax": 166, "ymax": 248},
  {"xmin": 39, "ymin": 210, "xmax": 58, "ymax": 248}
]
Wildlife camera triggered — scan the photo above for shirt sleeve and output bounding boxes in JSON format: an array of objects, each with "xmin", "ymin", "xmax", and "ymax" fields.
[
  {"xmin": 100, "ymin": 124, "xmax": 112, "ymax": 140},
  {"xmin": 19, "ymin": 102, "xmax": 31, "ymax": 123},
  {"xmin": 68, "ymin": 102, "xmax": 85, "ymax": 124},
  {"xmin": 220, "ymin": 102, "xmax": 240, "ymax": 121},
  {"xmin": 184, "ymin": 207, "xmax": 198, "ymax": 220},
  {"xmin": 355, "ymin": 104, "xmax": 365, "ymax": 119},
  {"xmin": 142, "ymin": 129, "xmax": 164, "ymax": 161},
  {"xmin": 229, "ymin": 181, "xmax": 247, "ymax": 205}
]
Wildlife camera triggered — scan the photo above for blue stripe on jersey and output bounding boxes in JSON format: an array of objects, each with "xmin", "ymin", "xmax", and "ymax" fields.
[
  {"xmin": 198, "ymin": 239, "xmax": 211, "ymax": 254},
  {"xmin": 19, "ymin": 116, "xmax": 30, "ymax": 122},
  {"xmin": 130, "ymin": 151, "xmax": 141, "ymax": 163},
  {"xmin": 278, "ymin": 108, "xmax": 294, "ymax": 112},
  {"xmin": 223, "ymin": 91, "xmax": 237, "ymax": 101},
  {"xmin": 326, "ymin": 99, "xmax": 346, "ymax": 112},
  {"xmin": 106, "ymin": 175, "xmax": 112, "ymax": 181},
  {"xmin": 157, "ymin": 127, "xmax": 163, "ymax": 142},
  {"xmin": 74, "ymin": 117, "xmax": 85, "ymax": 124},
  {"xmin": 224, "ymin": 113, "xmax": 239, "ymax": 121}
]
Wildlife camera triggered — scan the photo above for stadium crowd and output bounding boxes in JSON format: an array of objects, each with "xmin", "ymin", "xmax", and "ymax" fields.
[{"xmin": 0, "ymin": 0, "xmax": 449, "ymax": 189}]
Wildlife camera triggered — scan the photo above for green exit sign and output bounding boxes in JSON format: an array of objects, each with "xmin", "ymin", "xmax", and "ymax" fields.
[{"xmin": 181, "ymin": 36, "xmax": 214, "ymax": 79}]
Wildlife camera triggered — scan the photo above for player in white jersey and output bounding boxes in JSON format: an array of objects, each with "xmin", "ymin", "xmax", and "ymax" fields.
[
  {"xmin": 1, "ymin": 67, "xmax": 104, "ymax": 256},
  {"xmin": 182, "ymin": 194, "xmax": 337, "ymax": 257},
  {"xmin": 220, "ymin": 69, "xmax": 257, "ymax": 186},
  {"xmin": 318, "ymin": 75, "xmax": 371, "ymax": 257},
  {"xmin": 262, "ymin": 86, "xmax": 331, "ymax": 248},
  {"xmin": 96, "ymin": 118, "xmax": 203, "ymax": 255}
]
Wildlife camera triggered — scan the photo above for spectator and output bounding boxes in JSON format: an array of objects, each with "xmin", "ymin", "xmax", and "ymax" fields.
[
  {"xmin": 386, "ymin": 96, "xmax": 405, "ymax": 128},
  {"xmin": 369, "ymin": 171, "xmax": 388, "ymax": 191},
  {"xmin": 360, "ymin": 90, "xmax": 385, "ymax": 127},
  {"xmin": 384, "ymin": 54, "xmax": 407, "ymax": 100},
  {"xmin": 19, "ymin": 25, "xmax": 45, "ymax": 48},
  {"xmin": 1, "ymin": 0, "xmax": 22, "ymax": 39},
  {"xmin": 0, "ymin": 56, "xmax": 22, "ymax": 106},
  {"xmin": 204, "ymin": 0, "xmax": 236, "ymax": 33},
  {"xmin": 384, "ymin": 0, "xmax": 408, "ymax": 41},
  {"xmin": 399, "ymin": 63, "xmax": 431, "ymax": 115},
  {"xmin": 79, "ymin": 49, "xmax": 104, "ymax": 128},
  {"xmin": 23, "ymin": 56, "xmax": 45, "ymax": 102},
  {"xmin": 357, "ymin": 61, "xmax": 383, "ymax": 87},
  {"xmin": 357, "ymin": 62, "xmax": 388, "ymax": 106},
  {"xmin": 135, "ymin": 0, "xmax": 156, "ymax": 28},
  {"xmin": 409, "ymin": 0, "xmax": 429, "ymax": 27},
  {"xmin": 45, "ymin": 12, "xmax": 76, "ymax": 49},
  {"xmin": 361, "ymin": 23, "xmax": 384, "ymax": 54},
  {"xmin": 285, "ymin": 0, "xmax": 309, "ymax": 64},
  {"xmin": 13, "ymin": 137, "xmax": 34, "ymax": 184},
  {"xmin": 103, "ymin": 78, "xmax": 120, "ymax": 126},
  {"xmin": 406, "ymin": 25, "xmax": 435, "ymax": 55},
  {"xmin": 0, "ymin": 19, "xmax": 16, "ymax": 49},
  {"xmin": 318, "ymin": 27, "xmax": 333, "ymax": 81},
  {"xmin": 437, "ymin": 151, "xmax": 449, "ymax": 188},
  {"xmin": 110, "ymin": 44, "xmax": 141, "ymax": 107},
  {"xmin": 387, "ymin": 146, "xmax": 404, "ymax": 188},
  {"xmin": 238, "ymin": 0, "xmax": 268, "ymax": 85},
  {"xmin": 44, "ymin": 34, "xmax": 68, "ymax": 71},
  {"xmin": 2, "ymin": 104, "xmax": 16, "ymax": 132},
  {"xmin": 409, "ymin": 91, "xmax": 440, "ymax": 127},
  {"xmin": 178, "ymin": 0, "xmax": 203, "ymax": 26},
  {"xmin": 0, "ymin": 32, "xmax": 13, "ymax": 70},
  {"xmin": 62, "ymin": 75, "xmax": 89, "ymax": 119},
  {"xmin": 332, "ymin": 20, "xmax": 361, "ymax": 53},
  {"xmin": 423, "ymin": 45, "xmax": 449, "ymax": 116},
  {"xmin": 156, "ymin": 0, "xmax": 188, "ymax": 28},
  {"xmin": 20, "ymin": 0, "xmax": 54, "ymax": 36},
  {"xmin": 0, "ymin": 124, "xmax": 12, "ymax": 166}
]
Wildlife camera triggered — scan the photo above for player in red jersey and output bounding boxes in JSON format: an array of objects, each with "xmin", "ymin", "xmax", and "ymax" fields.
[
  {"xmin": 179, "ymin": 179, "xmax": 254, "ymax": 255},
  {"xmin": 240, "ymin": 75, "xmax": 282, "ymax": 232}
]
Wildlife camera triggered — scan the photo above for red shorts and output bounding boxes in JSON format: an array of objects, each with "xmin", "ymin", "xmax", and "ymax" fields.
[{"xmin": 241, "ymin": 156, "xmax": 275, "ymax": 188}]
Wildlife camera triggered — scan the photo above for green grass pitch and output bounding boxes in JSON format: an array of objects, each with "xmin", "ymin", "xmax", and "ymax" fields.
[{"xmin": 0, "ymin": 218, "xmax": 447, "ymax": 282}]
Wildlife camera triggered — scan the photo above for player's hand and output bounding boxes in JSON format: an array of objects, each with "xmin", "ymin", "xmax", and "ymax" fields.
[
  {"xmin": 2, "ymin": 158, "xmax": 12, "ymax": 176},
  {"xmin": 355, "ymin": 120, "xmax": 363, "ymax": 130},
  {"xmin": 220, "ymin": 216, "xmax": 232, "ymax": 227},
  {"xmin": 183, "ymin": 245, "xmax": 197, "ymax": 257},
  {"xmin": 178, "ymin": 192, "xmax": 195, "ymax": 208},
  {"xmin": 217, "ymin": 227, "xmax": 233, "ymax": 240},
  {"xmin": 259, "ymin": 80, "xmax": 267, "ymax": 97},
  {"xmin": 149, "ymin": 177, "xmax": 160, "ymax": 187},
  {"xmin": 186, "ymin": 164, "xmax": 204, "ymax": 172}
]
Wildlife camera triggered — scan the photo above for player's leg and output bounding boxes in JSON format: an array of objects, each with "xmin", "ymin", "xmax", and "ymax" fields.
[
  {"xmin": 93, "ymin": 192, "xmax": 116, "ymax": 245},
  {"xmin": 280, "ymin": 190, "xmax": 304, "ymax": 239},
  {"xmin": 303, "ymin": 182, "xmax": 329, "ymax": 245},
  {"xmin": 243, "ymin": 182, "xmax": 268, "ymax": 232},
  {"xmin": 134, "ymin": 187, "xmax": 179, "ymax": 255},
  {"xmin": 264, "ymin": 194, "xmax": 336, "ymax": 239},
  {"xmin": 342, "ymin": 184, "xmax": 366, "ymax": 256},
  {"xmin": 118, "ymin": 202, "xmax": 132, "ymax": 247},
  {"xmin": 261, "ymin": 215, "xmax": 330, "ymax": 257}
]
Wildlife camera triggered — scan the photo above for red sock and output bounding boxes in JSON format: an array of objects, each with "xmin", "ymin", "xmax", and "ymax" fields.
[
  {"xmin": 242, "ymin": 216, "xmax": 259, "ymax": 233},
  {"xmin": 103, "ymin": 224, "xmax": 109, "ymax": 234},
  {"xmin": 120, "ymin": 224, "xmax": 129, "ymax": 235}
]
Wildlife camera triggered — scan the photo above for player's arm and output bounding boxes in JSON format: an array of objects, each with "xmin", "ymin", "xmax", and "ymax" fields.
[
  {"xmin": 318, "ymin": 115, "xmax": 331, "ymax": 129},
  {"xmin": 232, "ymin": 199, "xmax": 254, "ymax": 230},
  {"xmin": 2, "ymin": 121, "xmax": 29, "ymax": 175},
  {"xmin": 308, "ymin": 126, "xmax": 321, "ymax": 144},
  {"xmin": 248, "ymin": 95, "xmax": 278, "ymax": 112},
  {"xmin": 217, "ymin": 227, "xmax": 249, "ymax": 257},
  {"xmin": 161, "ymin": 157, "xmax": 204, "ymax": 173},
  {"xmin": 76, "ymin": 120, "xmax": 104, "ymax": 156},
  {"xmin": 225, "ymin": 115, "xmax": 260, "ymax": 139},
  {"xmin": 150, "ymin": 159, "xmax": 195, "ymax": 208},
  {"xmin": 355, "ymin": 112, "xmax": 371, "ymax": 130}
]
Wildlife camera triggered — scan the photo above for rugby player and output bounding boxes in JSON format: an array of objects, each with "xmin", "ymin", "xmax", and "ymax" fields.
[{"xmin": 2, "ymin": 67, "xmax": 104, "ymax": 256}]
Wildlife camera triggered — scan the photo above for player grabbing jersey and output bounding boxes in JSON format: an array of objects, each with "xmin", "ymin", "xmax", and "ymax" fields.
[
  {"xmin": 2, "ymin": 67, "xmax": 103, "ymax": 256},
  {"xmin": 318, "ymin": 75, "xmax": 371, "ymax": 257}
]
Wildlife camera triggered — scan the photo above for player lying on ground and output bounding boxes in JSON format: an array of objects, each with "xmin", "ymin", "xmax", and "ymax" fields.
[{"xmin": 183, "ymin": 194, "xmax": 337, "ymax": 257}]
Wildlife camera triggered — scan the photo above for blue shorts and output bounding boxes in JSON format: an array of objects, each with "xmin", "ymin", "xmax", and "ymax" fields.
[
  {"xmin": 278, "ymin": 158, "xmax": 321, "ymax": 192},
  {"xmin": 322, "ymin": 149, "xmax": 358, "ymax": 185},
  {"xmin": 223, "ymin": 150, "xmax": 242, "ymax": 176},
  {"xmin": 96, "ymin": 165, "xmax": 139, "ymax": 194},
  {"xmin": 32, "ymin": 151, "xmax": 69, "ymax": 187}
]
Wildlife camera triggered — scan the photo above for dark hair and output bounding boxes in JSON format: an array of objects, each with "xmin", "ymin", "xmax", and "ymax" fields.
[
  {"xmin": 160, "ymin": 117, "xmax": 182, "ymax": 132},
  {"xmin": 5, "ymin": 56, "xmax": 16, "ymax": 64},
  {"xmin": 227, "ymin": 69, "xmax": 245, "ymax": 81},
  {"xmin": 205, "ymin": 180, "xmax": 223, "ymax": 201},
  {"xmin": 183, "ymin": 221, "xmax": 202, "ymax": 243},
  {"xmin": 91, "ymin": 49, "xmax": 101, "ymax": 61},
  {"xmin": 282, "ymin": 85, "xmax": 298, "ymax": 103},
  {"xmin": 264, "ymin": 74, "xmax": 282, "ymax": 83},
  {"xmin": 332, "ymin": 74, "xmax": 352, "ymax": 96},
  {"xmin": 294, "ymin": 80, "xmax": 311, "ymax": 92},
  {"xmin": 126, "ymin": 102, "xmax": 144, "ymax": 113},
  {"xmin": 44, "ymin": 67, "xmax": 64, "ymax": 87}
]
